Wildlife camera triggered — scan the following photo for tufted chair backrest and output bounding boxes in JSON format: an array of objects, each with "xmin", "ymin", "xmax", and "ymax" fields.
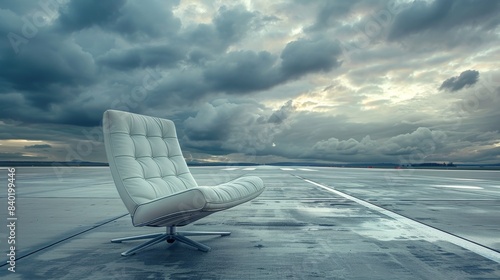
[{"xmin": 103, "ymin": 110, "xmax": 198, "ymax": 215}]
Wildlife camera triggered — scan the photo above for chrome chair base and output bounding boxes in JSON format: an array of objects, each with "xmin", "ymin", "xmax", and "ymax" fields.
[{"xmin": 111, "ymin": 226, "xmax": 231, "ymax": 256}]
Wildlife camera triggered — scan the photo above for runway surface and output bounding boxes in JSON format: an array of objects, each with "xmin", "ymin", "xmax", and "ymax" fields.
[{"xmin": 0, "ymin": 166, "xmax": 499, "ymax": 279}]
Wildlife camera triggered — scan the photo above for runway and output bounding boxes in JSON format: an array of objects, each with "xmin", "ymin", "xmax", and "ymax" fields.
[{"xmin": 1, "ymin": 166, "xmax": 499, "ymax": 279}]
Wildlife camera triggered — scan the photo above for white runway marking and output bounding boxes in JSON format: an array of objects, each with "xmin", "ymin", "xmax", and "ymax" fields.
[
  {"xmin": 432, "ymin": 185, "xmax": 483, "ymax": 190},
  {"xmin": 220, "ymin": 167, "xmax": 317, "ymax": 172},
  {"xmin": 299, "ymin": 176, "xmax": 500, "ymax": 264},
  {"xmin": 242, "ymin": 167, "xmax": 256, "ymax": 171}
]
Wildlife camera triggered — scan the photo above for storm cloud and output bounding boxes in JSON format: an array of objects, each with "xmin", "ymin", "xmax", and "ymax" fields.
[
  {"xmin": 1, "ymin": 0, "xmax": 499, "ymax": 164},
  {"xmin": 439, "ymin": 70, "xmax": 480, "ymax": 92},
  {"xmin": 25, "ymin": 144, "xmax": 52, "ymax": 149},
  {"xmin": 388, "ymin": 0, "xmax": 500, "ymax": 41}
]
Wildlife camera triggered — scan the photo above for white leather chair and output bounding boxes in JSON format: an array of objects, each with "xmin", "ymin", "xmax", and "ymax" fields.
[{"xmin": 103, "ymin": 109, "xmax": 265, "ymax": 256}]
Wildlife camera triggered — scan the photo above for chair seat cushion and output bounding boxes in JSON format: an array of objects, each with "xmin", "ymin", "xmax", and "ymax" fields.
[
  {"xmin": 197, "ymin": 176, "xmax": 264, "ymax": 211},
  {"xmin": 132, "ymin": 176, "xmax": 264, "ymax": 226}
]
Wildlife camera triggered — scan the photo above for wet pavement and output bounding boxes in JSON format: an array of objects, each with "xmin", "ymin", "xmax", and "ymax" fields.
[{"xmin": 0, "ymin": 166, "xmax": 499, "ymax": 279}]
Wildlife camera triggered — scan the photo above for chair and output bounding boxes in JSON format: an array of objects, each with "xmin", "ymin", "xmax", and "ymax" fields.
[{"xmin": 102, "ymin": 109, "xmax": 265, "ymax": 256}]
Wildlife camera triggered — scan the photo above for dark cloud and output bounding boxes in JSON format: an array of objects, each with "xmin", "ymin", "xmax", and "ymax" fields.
[
  {"xmin": 203, "ymin": 51, "xmax": 280, "ymax": 93},
  {"xmin": 108, "ymin": 0, "xmax": 181, "ymax": 40},
  {"xmin": 388, "ymin": 0, "xmax": 500, "ymax": 40},
  {"xmin": 182, "ymin": 24, "xmax": 221, "ymax": 54},
  {"xmin": 58, "ymin": 0, "xmax": 181, "ymax": 40},
  {"xmin": 183, "ymin": 101, "xmax": 235, "ymax": 142},
  {"xmin": 147, "ymin": 69, "xmax": 207, "ymax": 106},
  {"xmin": 439, "ymin": 70, "xmax": 480, "ymax": 92},
  {"xmin": 146, "ymin": 37, "xmax": 343, "ymax": 108},
  {"xmin": 213, "ymin": 5, "xmax": 259, "ymax": 43},
  {"xmin": 176, "ymin": 5, "xmax": 261, "ymax": 55},
  {"xmin": 0, "ymin": 1, "xmax": 34, "ymax": 14},
  {"xmin": 97, "ymin": 44, "xmax": 186, "ymax": 70},
  {"xmin": 305, "ymin": 0, "xmax": 361, "ymax": 31},
  {"xmin": 1, "ymin": 24, "xmax": 96, "ymax": 86},
  {"xmin": 1, "ymin": 1, "xmax": 343, "ymax": 129},
  {"xmin": 58, "ymin": 0, "xmax": 126, "ymax": 32},
  {"xmin": 0, "ymin": 33, "xmax": 96, "ymax": 112},
  {"xmin": 25, "ymin": 144, "xmax": 52, "ymax": 149},
  {"xmin": 268, "ymin": 100, "xmax": 295, "ymax": 124},
  {"xmin": 280, "ymin": 38, "xmax": 342, "ymax": 78}
]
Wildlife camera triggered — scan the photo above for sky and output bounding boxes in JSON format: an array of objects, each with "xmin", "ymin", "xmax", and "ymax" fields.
[{"xmin": 0, "ymin": 0, "xmax": 499, "ymax": 165}]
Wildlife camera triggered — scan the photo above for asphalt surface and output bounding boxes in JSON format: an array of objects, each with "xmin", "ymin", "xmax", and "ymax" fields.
[{"xmin": 0, "ymin": 166, "xmax": 499, "ymax": 279}]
